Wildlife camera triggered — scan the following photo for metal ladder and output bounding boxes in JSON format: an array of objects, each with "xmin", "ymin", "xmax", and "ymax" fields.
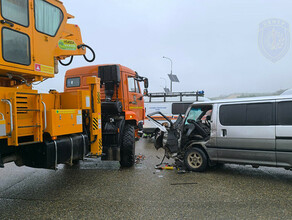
[{"xmin": 3, "ymin": 91, "xmax": 44, "ymax": 146}]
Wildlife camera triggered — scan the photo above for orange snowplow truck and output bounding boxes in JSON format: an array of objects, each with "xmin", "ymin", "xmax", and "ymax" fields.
[{"xmin": 0, "ymin": 0, "xmax": 148, "ymax": 169}]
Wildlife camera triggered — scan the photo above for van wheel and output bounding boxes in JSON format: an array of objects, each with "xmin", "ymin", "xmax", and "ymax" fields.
[
  {"xmin": 120, "ymin": 124, "xmax": 135, "ymax": 167},
  {"xmin": 184, "ymin": 147, "xmax": 208, "ymax": 172}
]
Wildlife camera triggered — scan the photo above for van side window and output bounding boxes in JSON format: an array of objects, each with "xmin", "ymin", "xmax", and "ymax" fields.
[
  {"xmin": 246, "ymin": 103, "xmax": 274, "ymax": 125},
  {"xmin": 277, "ymin": 101, "xmax": 292, "ymax": 125},
  {"xmin": 219, "ymin": 104, "xmax": 246, "ymax": 126},
  {"xmin": 220, "ymin": 103, "xmax": 274, "ymax": 126},
  {"xmin": 185, "ymin": 107, "xmax": 202, "ymax": 124}
]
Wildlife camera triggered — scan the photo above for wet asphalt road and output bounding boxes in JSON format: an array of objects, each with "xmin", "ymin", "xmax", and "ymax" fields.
[{"xmin": 0, "ymin": 138, "xmax": 292, "ymax": 219}]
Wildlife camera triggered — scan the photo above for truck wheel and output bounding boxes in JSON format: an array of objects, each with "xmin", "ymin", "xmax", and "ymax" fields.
[
  {"xmin": 184, "ymin": 147, "xmax": 207, "ymax": 172},
  {"xmin": 120, "ymin": 124, "xmax": 135, "ymax": 167}
]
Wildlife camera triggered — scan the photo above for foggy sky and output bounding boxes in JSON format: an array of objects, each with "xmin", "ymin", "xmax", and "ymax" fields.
[{"xmin": 35, "ymin": 0, "xmax": 292, "ymax": 98}]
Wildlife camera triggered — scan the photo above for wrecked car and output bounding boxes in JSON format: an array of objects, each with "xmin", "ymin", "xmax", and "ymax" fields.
[{"xmin": 148, "ymin": 96, "xmax": 292, "ymax": 172}]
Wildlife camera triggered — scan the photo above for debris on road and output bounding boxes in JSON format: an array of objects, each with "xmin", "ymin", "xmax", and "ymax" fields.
[
  {"xmin": 135, "ymin": 154, "xmax": 146, "ymax": 164},
  {"xmin": 155, "ymin": 164, "xmax": 175, "ymax": 170},
  {"xmin": 177, "ymin": 169, "xmax": 187, "ymax": 174}
]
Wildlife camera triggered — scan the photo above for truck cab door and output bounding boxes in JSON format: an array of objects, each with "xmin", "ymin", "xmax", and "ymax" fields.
[
  {"xmin": 33, "ymin": 0, "xmax": 64, "ymax": 76},
  {"xmin": 0, "ymin": 0, "xmax": 34, "ymax": 71},
  {"xmin": 127, "ymin": 76, "xmax": 144, "ymax": 121}
]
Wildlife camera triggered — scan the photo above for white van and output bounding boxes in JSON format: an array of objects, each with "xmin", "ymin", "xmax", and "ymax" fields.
[{"xmin": 152, "ymin": 95, "xmax": 292, "ymax": 172}]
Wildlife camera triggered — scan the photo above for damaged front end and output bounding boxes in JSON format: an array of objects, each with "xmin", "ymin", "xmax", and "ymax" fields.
[
  {"xmin": 147, "ymin": 111, "xmax": 183, "ymax": 160},
  {"xmin": 147, "ymin": 105, "xmax": 212, "ymax": 172}
]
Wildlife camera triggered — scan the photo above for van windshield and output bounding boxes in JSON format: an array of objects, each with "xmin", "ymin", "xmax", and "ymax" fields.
[{"xmin": 185, "ymin": 107, "xmax": 203, "ymax": 124}]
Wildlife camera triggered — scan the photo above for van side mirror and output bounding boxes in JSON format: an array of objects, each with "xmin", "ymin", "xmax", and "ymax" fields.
[{"xmin": 144, "ymin": 78, "xmax": 149, "ymax": 89}]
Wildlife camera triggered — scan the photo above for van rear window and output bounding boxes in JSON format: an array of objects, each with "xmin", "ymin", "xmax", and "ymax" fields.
[{"xmin": 66, "ymin": 77, "xmax": 80, "ymax": 88}]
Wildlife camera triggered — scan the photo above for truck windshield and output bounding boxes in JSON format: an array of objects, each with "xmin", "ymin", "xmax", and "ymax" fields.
[{"xmin": 185, "ymin": 107, "xmax": 202, "ymax": 124}]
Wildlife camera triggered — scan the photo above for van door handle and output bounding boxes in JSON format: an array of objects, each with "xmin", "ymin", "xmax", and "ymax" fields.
[{"xmin": 222, "ymin": 129, "xmax": 227, "ymax": 137}]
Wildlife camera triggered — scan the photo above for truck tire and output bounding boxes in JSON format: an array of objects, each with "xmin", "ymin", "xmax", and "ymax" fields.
[
  {"xmin": 184, "ymin": 147, "xmax": 207, "ymax": 172},
  {"xmin": 120, "ymin": 124, "xmax": 135, "ymax": 167}
]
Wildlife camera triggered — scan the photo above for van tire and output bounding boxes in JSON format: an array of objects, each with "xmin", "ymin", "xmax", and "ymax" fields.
[
  {"xmin": 120, "ymin": 124, "xmax": 135, "ymax": 167},
  {"xmin": 184, "ymin": 147, "xmax": 207, "ymax": 172}
]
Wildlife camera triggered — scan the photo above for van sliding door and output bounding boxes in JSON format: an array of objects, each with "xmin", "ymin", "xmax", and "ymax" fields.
[{"xmin": 216, "ymin": 102, "xmax": 276, "ymax": 165}]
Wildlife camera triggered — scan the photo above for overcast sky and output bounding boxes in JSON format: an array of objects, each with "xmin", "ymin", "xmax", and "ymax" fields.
[{"xmin": 35, "ymin": 0, "xmax": 292, "ymax": 98}]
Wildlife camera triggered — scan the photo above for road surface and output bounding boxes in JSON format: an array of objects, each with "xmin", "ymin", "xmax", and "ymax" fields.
[{"xmin": 0, "ymin": 138, "xmax": 292, "ymax": 219}]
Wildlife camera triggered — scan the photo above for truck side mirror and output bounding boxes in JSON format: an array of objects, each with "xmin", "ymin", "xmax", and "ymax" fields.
[
  {"xmin": 144, "ymin": 78, "xmax": 149, "ymax": 89},
  {"xmin": 143, "ymin": 89, "xmax": 148, "ymax": 96}
]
